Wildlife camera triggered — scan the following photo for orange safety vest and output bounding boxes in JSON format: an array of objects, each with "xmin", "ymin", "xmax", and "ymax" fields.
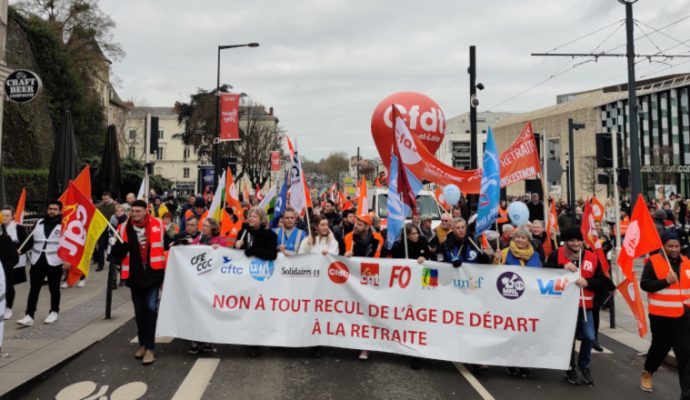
[
  {"xmin": 117, "ymin": 217, "xmax": 166, "ymax": 280},
  {"xmin": 497, "ymin": 207, "xmax": 509, "ymax": 224},
  {"xmin": 647, "ymin": 254, "xmax": 690, "ymax": 317},
  {"xmin": 344, "ymin": 231, "xmax": 383, "ymax": 258},
  {"xmin": 619, "ymin": 216, "xmax": 629, "ymax": 236}
]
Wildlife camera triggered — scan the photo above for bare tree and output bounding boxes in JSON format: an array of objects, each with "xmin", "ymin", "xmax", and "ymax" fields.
[
  {"xmin": 319, "ymin": 152, "xmax": 349, "ymax": 182},
  {"xmin": 579, "ymin": 155, "xmax": 598, "ymax": 197}
]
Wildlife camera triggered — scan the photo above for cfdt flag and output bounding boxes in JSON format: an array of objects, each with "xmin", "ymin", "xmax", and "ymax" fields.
[
  {"xmin": 58, "ymin": 181, "xmax": 109, "ymax": 286},
  {"xmin": 271, "ymin": 151, "xmax": 281, "ymax": 172},
  {"xmin": 617, "ymin": 194, "xmax": 662, "ymax": 281},
  {"xmin": 219, "ymin": 93, "xmax": 241, "ymax": 141},
  {"xmin": 475, "ymin": 127, "xmax": 500, "ymax": 238}
]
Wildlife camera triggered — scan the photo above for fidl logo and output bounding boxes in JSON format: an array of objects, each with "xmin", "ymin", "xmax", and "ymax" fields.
[
  {"xmin": 249, "ymin": 259, "xmax": 275, "ymax": 282},
  {"xmin": 421, "ymin": 267, "xmax": 438, "ymax": 289},
  {"xmin": 538, "ymin": 278, "xmax": 569, "ymax": 297}
]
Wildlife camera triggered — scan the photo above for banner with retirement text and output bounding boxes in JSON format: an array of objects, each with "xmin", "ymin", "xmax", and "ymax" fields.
[{"xmin": 157, "ymin": 247, "xmax": 579, "ymax": 369}]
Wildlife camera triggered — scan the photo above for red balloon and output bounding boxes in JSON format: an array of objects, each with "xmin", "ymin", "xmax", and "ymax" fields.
[{"xmin": 371, "ymin": 92, "xmax": 445, "ymax": 167}]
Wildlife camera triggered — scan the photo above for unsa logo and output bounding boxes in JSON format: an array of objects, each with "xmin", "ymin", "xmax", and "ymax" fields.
[
  {"xmin": 328, "ymin": 261, "xmax": 350, "ymax": 284},
  {"xmin": 623, "ymin": 220, "xmax": 640, "ymax": 257}
]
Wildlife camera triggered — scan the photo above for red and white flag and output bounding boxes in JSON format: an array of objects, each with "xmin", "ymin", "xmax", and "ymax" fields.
[
  {"xmin": 582, "ymin": 201, "xmax": 611, "ymax": 278},
  {"xmin": 255, "ymin": 184, "xmax": 264, "ymax": 202},
  {"xmin": 219, "ymin": 93, "xmax": 241, "ymax": 141},
  {"xmin": 617, "ymin": 272, "xmax": 648, "ymax": 337},
  {"xmin": 617, "ymin": 194, "xmax": 663, "ymax": 281}
]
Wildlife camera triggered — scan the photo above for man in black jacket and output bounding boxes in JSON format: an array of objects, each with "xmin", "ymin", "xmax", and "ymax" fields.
[{"xmin": 442, "ymin": 217, "xmax": 491, "ymax": 267}]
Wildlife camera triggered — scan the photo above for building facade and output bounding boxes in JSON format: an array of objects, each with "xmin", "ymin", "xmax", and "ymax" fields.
[
  {"xmin": 494, "ymin": 73, "xmax": 690, "ymax": 201},
  {"xmin": 438, "ymin": 111, "xmax": 513, "ymax": 169}
]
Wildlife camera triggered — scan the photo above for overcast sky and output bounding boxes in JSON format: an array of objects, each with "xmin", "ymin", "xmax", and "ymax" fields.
[{"xmin": 98, "ymin": 0, "xmax": 690, "ymax": 160}]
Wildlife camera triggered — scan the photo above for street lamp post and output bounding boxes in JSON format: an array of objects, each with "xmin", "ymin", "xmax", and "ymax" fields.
[
  {"xmin": 215, "ymin": 42, "xmax": 259, "ymax": 188},
  {"xmin": 568, "ymin": 118, "xmax": 585, "ymax": 225}
]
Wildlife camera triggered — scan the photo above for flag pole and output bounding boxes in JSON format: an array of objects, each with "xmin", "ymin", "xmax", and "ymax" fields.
[
  {"xmin": 579, "ymin": 248, "xmax": 588, "ymax": 322},
  {"xmin": 403, "ymin": 219, "xmax": 409, "ymax": 259},
  {"xmin": 304, "ymin": 206, "xmax": 312, "ymax": 237},
  {"xmin": 17, "ymin": 225, "xmax": 39, "ymax": 253}
]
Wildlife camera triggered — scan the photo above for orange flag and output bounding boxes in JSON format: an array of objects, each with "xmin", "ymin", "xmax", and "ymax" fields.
[
  {"xmin": 224, "ymin": 167, "xmax": 242, "ymax": 211},
  {"xmin": 582, "ymin": 201, "xmax": 611, "ymax": 278},
  {"xmin": 356, "ymin": 176, "xmax": 368, "ymax": 216},
  {"xmin": 617, "ymin": 272, "xmax": 648, "ymax": 337},
  {"xmin": 59, "ymin": 165, "xmax": 92, "ymax": 204},
  {"xmin": 434, "ymin": 187, "xmax": 450, "ymax": 212},
  {"xmin": 58, "ymin": 181, "xmax": 109, "ymax": 286},
  {"xmin": 15, "ymin": 188, "xmax": 26, "ymax": 224},
  {"xmin": 590, "ymin": 196, "xmax": 605, "ymax": 222},
  {"xmin": 617, "ymin": 194, "xmax": 662, "ymax": 281},
  {"xmin": 243, "ymin": 183, "xmax": 251, "ymax": 204}
]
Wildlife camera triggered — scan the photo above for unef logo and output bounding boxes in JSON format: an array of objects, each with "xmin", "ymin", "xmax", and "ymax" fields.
[
  {"xmin": 389, "ymin": 266, "xmax": 411, "ymax": 288},
  {"xmin": 421, "ymin": 268, "xmax": 438, "ymax": 289},
  {"xmin": 360, "ymin": 263, "xmax": 380, "ymax": 286},
  {"xmin": 191, "ymin": 252, "xmax": 213, "ymax": 275},
  {"xmin": 249, "ymin": 258, "xmax": 274, "ymax": 282},
  {"xmin": 538, "ymin": 278, "xmax": 569, "ymax": 297},
  {"xmin": 328, "ymin": 261, "xmax": 350, "ymax": 284},
  {"xmin": 496, "ymin": 272, "xmax": 525, "ymax": 300}
]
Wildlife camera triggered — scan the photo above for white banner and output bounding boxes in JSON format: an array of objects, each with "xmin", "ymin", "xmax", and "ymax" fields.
[{"xmin": 158, "ymin": 247, "xmax": 580, "ymax": 369}]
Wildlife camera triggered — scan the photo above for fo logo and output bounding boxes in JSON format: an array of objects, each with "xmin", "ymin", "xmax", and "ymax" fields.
[
  {"xmin": 328, "ymin": 261, "xmax": 350, "ymax": 284},
  {"xmin": 496, "ymin": 272, "xmax": 525, "ymax": 300},
  {"xmin": 249, "ymin": 259, "xmax": 274, "ymax": 282},
  {"xmin": 421, "ymin": 268, "xmax": 438, "ymax": 289}
]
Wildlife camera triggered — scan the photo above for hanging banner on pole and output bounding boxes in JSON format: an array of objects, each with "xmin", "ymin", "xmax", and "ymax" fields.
[
  {"xmin": 158, "ymin": 247, "xmax": 579, "ymax": 369},
  {"xmin": 219, "ymin": 93, "xmax": 241, "ymax": 141},
  {"xmin": 271, "ymin": 151, "xmax": 281, "ymax": 172}
]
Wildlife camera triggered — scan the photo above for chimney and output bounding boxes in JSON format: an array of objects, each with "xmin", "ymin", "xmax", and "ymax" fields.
[{"xmin": 269, "ymin": 106, "xmax": 274, "ymax": 116}]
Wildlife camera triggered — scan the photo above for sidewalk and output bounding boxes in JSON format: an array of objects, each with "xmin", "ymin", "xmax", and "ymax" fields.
[{"xmin": 0, "ymin": 264, "xmax": 133, "ymax": 398}]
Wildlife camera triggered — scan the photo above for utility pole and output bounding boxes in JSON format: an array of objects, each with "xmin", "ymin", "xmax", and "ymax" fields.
[
  {"xmin": 531, "ymin": 0, "xmax": 690, "ymax": 209},
  {"xmin": 469, "ymin": 45, "xmax": 478, "ymax": 170},
  {"xmin": 356, "ymin": 146, "xmax": 360, "ymax": 179}
]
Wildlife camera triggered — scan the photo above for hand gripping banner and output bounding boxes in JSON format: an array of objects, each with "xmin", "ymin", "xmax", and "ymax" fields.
[{"xmin": 158, "ymin": 247, "xmax": 579, "ymax": 369}]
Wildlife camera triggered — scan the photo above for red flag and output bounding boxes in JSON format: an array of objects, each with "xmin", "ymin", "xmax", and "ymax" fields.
[
  {"xmin": 58, "ymin": 181, "xmax": 110, "ymax": 286},
  {"xmin": 219, "ymin": 93, "xmax": 241, "ymax": 141},
  {"xmin": 582, "ymin": 201, "xmax": 611, "ymax": 278},
  {"xmin": 617, "ymin": 272, "xmax": 648, "ymax": 337},
  {"xmin": 59, "ymin": 165, "xmax": 92, "ymax": 204},
  {"xmin": 617, "ymin": 194, "xmax": 663, "ymax": 281},
  {"xmin": 392, "ymin": 106, "xmax": 417, "ymax": 214},
  {"xmin": 270, "ymin": 151, "xmax": 281, "ymax": 172},
  {"xmin": 255, "ymin": 184, "xmax": 264, "ymax": 202},
  {"xmin": 15, "ymin": 188, "xmax": 26, "ymax": 224},
  {"xmin": 434, "ymin": 187, "xmax": 450, "ymax": 212}
]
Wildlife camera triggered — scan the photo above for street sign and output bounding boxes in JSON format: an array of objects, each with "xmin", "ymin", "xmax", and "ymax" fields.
[
  {"xmin": 550, "ymin": 185, "xmax": 562, "ymax": 198},
  {"xmin": 5, "ymin": 69, "xmax": 42, "ymax": 103},
  {"xmin": 546, "ymin": 159, "xmax": 563, "ymax": 183}
]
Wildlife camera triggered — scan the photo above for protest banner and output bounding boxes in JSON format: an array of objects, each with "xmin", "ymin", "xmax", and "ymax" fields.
[{"xmin": 158, "ymin": 247, "xmax": 579, "ymax": 369}]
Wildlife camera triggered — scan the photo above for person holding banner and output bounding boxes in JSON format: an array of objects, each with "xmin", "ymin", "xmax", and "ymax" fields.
[
  {"xmin": 392, "ymin": 224, "xmax": 432, "ymax": 264},
  {"xmin": 1, "ymin": 207, "xmax": 24, "ymax": 320},
  {"xmin": 274, "ymin": 207, "xmax": 307, "ymax": 256},
  {"xmin": 545, "ymin": 226, "xmax": 606, "ymax": 386},
  {"xmin": 109, "ymin": 200, "xmax": 171, "ymax": 365},
  {"xmin": 172, "ymin": 216, "xmax": 201, "ymax": 246},
  {"xmin": 442, "ymin": 217, "xmax": 490, "ymax": 267},
  {"xmin": 639, "ymin": 231, "xmax": 690, "ymax": 394},
  {"xmin": 499, "ymin": 228, "xmax": 541, "ymax": 268},
  {"xmin": 235, "ymin": 207, "xmax": 278, "ymax": 262},
  {"xmin": 192, "ymin": 218, "xmax": 225, "ymax": 248},
  {"xmin": 298, "ymin": 215, "xmax": 339, "ymax": 255},
  {"xmin": 17, "ymin": 201, "xmax": 65, "ymax": 327}
]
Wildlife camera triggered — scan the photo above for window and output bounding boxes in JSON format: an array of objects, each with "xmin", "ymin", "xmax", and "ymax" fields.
[
  {"xmin": 183, "ymin": 147, "xmax": 190, "ymax": 160},
  {"xmin": 156, "ymin": 147, "xmax": 164, "ymax": 160},
  {"xmin": 128, "ymin": 146, "xmax": 135, "ymax": 158},
  {"xmin": 158, "ymin": 129, "xmax": 164, "ymax": 139},
  {"xmin": 129, "ymin": 130, "xmax": 136, "ymax": 140},
  {"xmin": 183, "ymin": 168, "xmax": 190, "ymax": 178}
]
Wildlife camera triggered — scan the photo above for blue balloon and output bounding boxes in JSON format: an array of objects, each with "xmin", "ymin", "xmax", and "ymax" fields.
[
  {"xmin": 507, "ymin": 201, "xmax": 530, "ymax": 227},
  {"xmin": 442, "ymin": 184, "xmax": 461, "ymax": 206}
]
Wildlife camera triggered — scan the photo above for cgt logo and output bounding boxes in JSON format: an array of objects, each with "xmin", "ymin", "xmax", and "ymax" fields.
[
  {"xmin": 360, "ymin": 262, "xmax": 380, "ymax": 286},
  {"xmin": 538, "ymin": 278, "xmax": 569, "ymax": 297},
  {"xmin": 191, "ymin": 252, "xmax": 213, "ymax": 275},
  {"xmin": 249, "ymin": 258, "xmax": 274, "ymax": 282},
  {"xmin": 220, "ymin": 256, "xmax": 243, "ymax": 275},
  {"xmin": 421, "ymin": 267, "xmax": 438, "ymax": 289},
  {"xmin": 328, "ymin": 261, "xmax": 350, "ymax": 284}
]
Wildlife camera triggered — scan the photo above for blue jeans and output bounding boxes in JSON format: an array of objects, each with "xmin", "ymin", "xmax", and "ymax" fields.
[
  {"xmin": 130, "ymin": 286, "xmax": 160, "ymax": 350},
  {"xmin": 571, "ymin": 308, "xmax": 595, "ymax": 370}
]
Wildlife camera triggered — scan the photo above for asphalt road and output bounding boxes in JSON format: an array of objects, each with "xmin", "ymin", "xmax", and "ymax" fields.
[{"xmin": 10, "ymin": 320, "xmax": 683, "ymax": 400}]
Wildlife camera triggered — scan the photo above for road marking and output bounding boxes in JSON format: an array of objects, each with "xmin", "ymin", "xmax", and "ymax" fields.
[
  {"xmin": 576, "ymin": 340, "xmax": 613, "ymax": 354},
  {"xmin": 171, "ymin": 358, "xmax": 221, "ymax": 400},
  {"xmin": 129, "ymin": 336, "xmax": 174, "ymax": 344},
  {"xmin": 453, "ymin": 363, "xmax": 496, "ymax": 400}
]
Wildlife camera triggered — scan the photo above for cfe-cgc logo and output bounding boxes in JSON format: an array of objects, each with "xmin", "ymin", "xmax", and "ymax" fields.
[
  {"xmin": 496, "ymin": 271, "xmax": 525, "ymax": 300},
  {"xmin": 421, "ymin": 267, "xmax": 438, "ymax": 289},
  {"xmin": 191, "ymin": 252, "xmax": 213, "ymax": 275},
  {"xmin": 220, "ymin": 256, "xmax": 243, "ymax": 275},
  {"xmin": 360, "ymin": 262, "xmax": 380, "ymax": 286},
  {"xmin": 249, "ymin": 258, "xmax": 274, "ymax": 282},
  {"xmin": 328, "ymin": 261, "xmax": 350, "ymax": 284},
  {"xmin": 537, "ymin": 278, "xmax": 569, "ymax": 297}
]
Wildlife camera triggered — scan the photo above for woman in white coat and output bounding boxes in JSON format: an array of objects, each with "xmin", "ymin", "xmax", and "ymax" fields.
[{"xmin": 298, "ymin": 216, "xmax": 339, "ymax": 256}]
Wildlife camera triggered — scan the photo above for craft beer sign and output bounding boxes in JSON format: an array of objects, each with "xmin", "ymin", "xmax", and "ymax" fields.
[{"xmin": 5, "ymin": 69, "xmax": 42, "ymax": 103}]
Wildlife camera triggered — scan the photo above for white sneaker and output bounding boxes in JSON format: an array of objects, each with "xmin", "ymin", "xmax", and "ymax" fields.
[
  {"xmin": 61, "ymin": 282, "xmax": 69, "ymax": 289},
  {"xmin": 77, "ymin": 280, "xmax": 85, "ymax": 288},
  {"xmin": 358, "ymin": 350, "xmax": 369, "ymax": 360},
  {"xmin": 17, "ymin": 315, "xmax": 33, "ymax": 327},
  {"xmin": 3, "ymin": 308, "xmax": 12, "ymax": 320},
  {"xmin": 44, "ymin": 312, "xmax": 58, "ymax": 324}
]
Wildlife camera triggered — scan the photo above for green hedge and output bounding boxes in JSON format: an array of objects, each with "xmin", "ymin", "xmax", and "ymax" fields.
[{"xmin": 3, "ymin": 168, "xmax": 49, "ymax": 208}]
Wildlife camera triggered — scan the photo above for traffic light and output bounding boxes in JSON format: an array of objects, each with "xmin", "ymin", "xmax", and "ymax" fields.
[
  {"xmin": 595, "ymin": 132, "xmax": 622, "ymax": 168},
  {"xmin": 617, "ymin": 168, "xmax": 630, "ymax": 189}
]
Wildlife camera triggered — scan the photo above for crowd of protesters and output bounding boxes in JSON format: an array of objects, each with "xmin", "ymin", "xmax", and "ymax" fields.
[{"xmin": 0, "ymin": 187, "xmax": 688, "ymax": 399}]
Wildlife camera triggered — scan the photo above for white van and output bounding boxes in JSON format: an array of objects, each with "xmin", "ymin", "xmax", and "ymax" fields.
[{"xmin": 367, "ymin": 188, "xmax": 444, "ymax": 229}]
